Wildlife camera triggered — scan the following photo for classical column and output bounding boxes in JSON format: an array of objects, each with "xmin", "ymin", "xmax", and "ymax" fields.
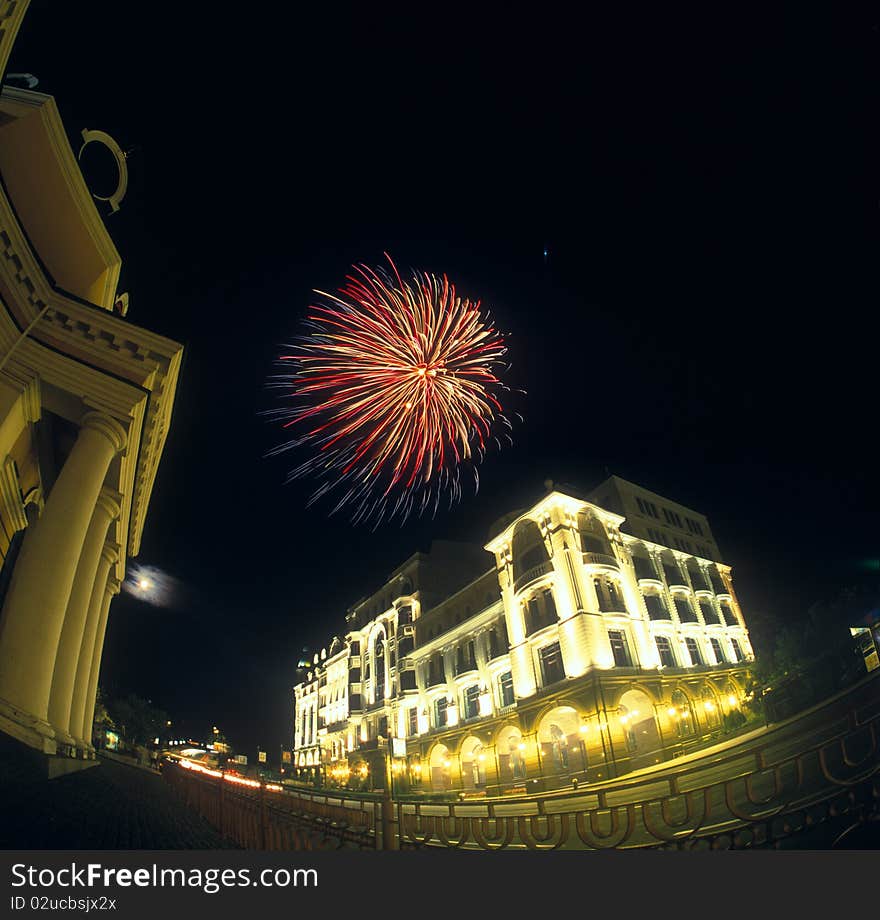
[
  {"xmin": 0, "ymin": 411, "xmax": 126, "ymax": 753},
  {"xmin": 68, "ymin": 540, "xmax": 118, "ymax": 753},
  {"xmin": 79, "ymin": 576, "xmax": 121, "ymax": 750},
  {"xmin": 47, "ymin": 490, "xmax": 120, "ymax": 752}
]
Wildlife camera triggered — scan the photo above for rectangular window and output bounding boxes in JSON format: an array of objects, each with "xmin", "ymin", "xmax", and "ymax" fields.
[
  {"xmin": 655, "ymin": 635, "xmax": 676, "ymax": 667},
  {"xmin": 539, "ymin": 642, "xmax": 566, "ymax": 685},
  {"xmin": 710, "ymin": 637, "xmax": 726, "ymax": 664},
  {"xmin": 498, "ymin": 671, "xmax": 515, "ymax": 708},
  {"xmin": 434, "ymin": 696, "xmax": 448, "ymax": 728},
  {"xmin": 685, "ymin": 637, "xmax": 704, "ymax": 666},
  {"xmin": 464, "ymin": 685, "xmax": 480, "ymax": 720},
  {"xmin": 608, "ymin": 630, "xmax": 633, "ymax": 667},
  {"xmin": 636, "ymin": 497, "xmax": 647, "ymax": 514},
  {"xmin": 730, "ymin": 638, "xmax": 744, "ymax": 662},
  {"xmin": 408, "ymin": 707, "xmax": 418, "ymax": 736},
  {"xmin": 662, "ymin": 508, "xmax": 673, "ymax": 524}
]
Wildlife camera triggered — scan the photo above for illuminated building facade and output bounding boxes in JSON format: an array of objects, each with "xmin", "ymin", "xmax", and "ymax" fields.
[
  {"xmin": 0, "ymin": 3, "xmax": 183, "ymax": 772},
  {"xmin": 292, "ymin": 478, "xmax": 755, "ymax": 793}
]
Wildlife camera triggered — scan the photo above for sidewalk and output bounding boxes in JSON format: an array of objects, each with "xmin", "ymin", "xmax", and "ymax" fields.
[{"xmin": 0, "ymin": 732, "xmax": 239, "ymax": 849}]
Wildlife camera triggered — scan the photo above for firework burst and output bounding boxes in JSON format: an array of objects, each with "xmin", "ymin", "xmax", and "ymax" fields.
[{"xmin": 267, "ymin": 255, "xmax": 517, "ymax": 524}]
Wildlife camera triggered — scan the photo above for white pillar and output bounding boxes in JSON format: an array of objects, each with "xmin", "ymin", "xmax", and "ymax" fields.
[
  {"xmin": 0, "ymin": 411, "xmax": 126, "ymax": 753},
  {"xmin": 48, "ymin": 489, "xmax": 120, "ymax": 752},
  {"xmin": 80, "ymin": 576, "xmax": 121, "ymax": 749},
  {"xmin": 68, "ymin": 540, "xmax": 119, "ymax": 753}
]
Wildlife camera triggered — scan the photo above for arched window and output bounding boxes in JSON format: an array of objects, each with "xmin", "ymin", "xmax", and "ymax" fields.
[
  {"xmin": 512, "ymin": 520, "xmax": 549, "ymax": 584},
  {"xmin": 429, "ymin": 744, "xmax": 451, "ymax": 791},
  {"xmin": 460, "ymin": 736, "xmax": 486, "ymax": 790},
  {"xmin": 537, "ymin": 707, "xmax": 584, "ymax": 778},
  {"xmin": 497, "ymin": 726, "xmax": 527, "ymax": 783},
  {"xmin": 374, "ymin": 634, "xmax": 385, "ymax": 700},
  {"xmin": 701, "ymin": 687, "xmax": 721, "ymax": 731},
  {"xmin": 671, "ymin": 689, "xmax": 696, "ymax": 739},
  {"xmin": 593, "ymin": 576, "xmax": 627, "ymax": 613},
  {"xmin": 578, "ymin": 512, "xmax": 612, "ymax": 557}
]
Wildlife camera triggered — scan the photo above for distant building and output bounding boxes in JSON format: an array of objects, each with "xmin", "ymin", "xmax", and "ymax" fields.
[
  {"xmin": 292, "ymin": 479, "xmax": 754, "ymax": 794},
  {"xmin": 0, "ymin": 4, "xmax": 183, "ymax": 772}
]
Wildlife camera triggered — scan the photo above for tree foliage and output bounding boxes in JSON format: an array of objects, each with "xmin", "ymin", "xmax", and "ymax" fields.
[{"xmin": 104, "ymin": 693, "xmax": 169, "ymax": 746}]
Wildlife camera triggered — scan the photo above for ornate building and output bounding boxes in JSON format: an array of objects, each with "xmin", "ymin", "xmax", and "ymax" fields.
[
  {"xmin": 292, "ymin": 478, "xmax": 755, "ymax": 794},
  {"xmin": 0, "ymin": 4, "xmax": 183, "ymax": 773}
]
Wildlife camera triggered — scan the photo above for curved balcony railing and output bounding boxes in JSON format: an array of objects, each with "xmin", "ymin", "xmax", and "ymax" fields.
[
  {"xmin": 582, "ymin": 552, "xmax": 620, "ymax": 569},
  {"xmin": 513, "ymin": 559, "xmax": 553, "ymax": 593}
]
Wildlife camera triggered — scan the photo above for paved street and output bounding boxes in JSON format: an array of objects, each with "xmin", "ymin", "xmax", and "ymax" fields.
[{"xmin": 0, "ymin": 735, "xmax": 239, "ymax": 849}]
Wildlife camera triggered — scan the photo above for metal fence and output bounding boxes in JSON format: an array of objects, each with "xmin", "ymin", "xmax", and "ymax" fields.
[{"xmin": 167, "ymin": 671, "xmax": 879, "ymax": 850}]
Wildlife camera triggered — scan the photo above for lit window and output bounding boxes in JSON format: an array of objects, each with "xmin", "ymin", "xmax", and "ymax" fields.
[
  {"xmin": 608, "ymin": 630, "xmax": 633, "ymax": 667},
  {"xmin": 498, "ymin": 671, "xmax": 515, "ymax": 708},
  {"xmin": 655, "ymin": 635, "xmax": 676, "ymax": 667},
  {"xmin": 685, "ymin": 637, "xmax": 704, "ymax": 666},
  {"xmin": 539, "ymin": 642, "xmax": 565, "ymax": 685},
  {"xmin": 463, "ymin": 685, "xmax": 480, "ymax": 720}
]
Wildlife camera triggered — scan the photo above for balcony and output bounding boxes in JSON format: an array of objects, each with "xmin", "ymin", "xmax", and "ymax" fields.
[
  {"xmin": 454, "ymin": 660, "xmax": 478, "ymax": 679},
  {"xmin": 582, "ymin": 552, "xmax": 620, "ymax": 570},
  {"xmin": 643, "ymin": 596, "xmax": 671, "ymax": 620},
  {"xmin": 663, "ymin": 568, "xmax": 688, "ymax": 590},
  {"xmin": 514, "ymin": 559, "xmax": 553, "ymax": 593},
  {"xmin": 633, "ymin": 559, "xmax": 657, "ymax": 580}
]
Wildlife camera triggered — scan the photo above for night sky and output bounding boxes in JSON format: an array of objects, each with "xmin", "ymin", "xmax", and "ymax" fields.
[{"xmin": 7, "ymin": 5, "xmax": 875, "ymax": 757}]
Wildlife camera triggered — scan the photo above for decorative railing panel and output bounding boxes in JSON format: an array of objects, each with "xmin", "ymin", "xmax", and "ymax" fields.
[{"xmin": 167, "ymin": 673, "xmax": 879, "ymax": 851}]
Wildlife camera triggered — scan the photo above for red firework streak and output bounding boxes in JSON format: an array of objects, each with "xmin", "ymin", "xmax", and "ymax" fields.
[{"xmin": 270, "ymin": 255, "xmax": 515, "ymax": 524}]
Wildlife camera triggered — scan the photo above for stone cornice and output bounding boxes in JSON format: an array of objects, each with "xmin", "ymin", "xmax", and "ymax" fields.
[
  {"xmin": 0, "ymin": 179, "xmax": 183, "ymax": 564},
  {"xmin": 0, "ymin": 86, "xmax": 120, "ymax": 308},
  {"xmin": 485, "ymin": 491, "xmax": 626, "ymax": 553}
]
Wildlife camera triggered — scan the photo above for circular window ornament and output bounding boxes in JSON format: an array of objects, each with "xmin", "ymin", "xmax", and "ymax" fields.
[{"xmin": 78, "ymin": 129, "xmax": 128, "ymax": 213}]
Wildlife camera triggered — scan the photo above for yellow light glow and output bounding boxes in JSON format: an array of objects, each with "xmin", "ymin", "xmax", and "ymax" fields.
[
  {"xmin": 138, "ymin": 578, "xmax": 151, "ymax": 590},
  {"xmin": 478, "ymin": 754, "xmax": 486, "ymax": 762},
  {"xmin": 703, "ymin": 700, "xmax": 715, "ymax": 711},
  {"xmin": 667, "ymin": 707, "xmax": 677, "ymax": 717},
  {"xmin": 728, "ymin": 695, "xmax": 738, "ymax": 707},
  {"xmin": 517, "ymin": 743, "xmax": 526, "ymax": 751},
  {"xmin": 579, "ymin": 725, "xmax": 589, "ymax": 733}
]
